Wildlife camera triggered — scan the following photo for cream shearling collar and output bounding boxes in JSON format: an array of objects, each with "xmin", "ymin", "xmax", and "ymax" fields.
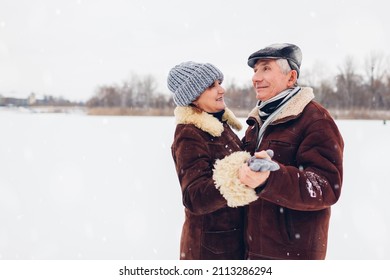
[
  {"xmin": 174, "ymin": 107, "xmax": 242, "ymax": 137},
  {"xmin": 248, "ymin": 87, "xmax": 314, "ymax": 124}
]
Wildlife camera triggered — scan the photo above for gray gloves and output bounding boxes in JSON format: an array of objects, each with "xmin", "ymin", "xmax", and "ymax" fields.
[{"xmin": 247, "ymin": 149, "xmax": 280, "ymax": 172}]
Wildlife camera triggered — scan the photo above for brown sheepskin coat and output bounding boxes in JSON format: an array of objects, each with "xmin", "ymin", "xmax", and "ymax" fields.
[
  {"xmin": 171, "ymin": 106, "xmax": 245, "ymax": 260},
  {"xmin": 213, "ymin": 87, "xmax": 344, "ymax": 259}
]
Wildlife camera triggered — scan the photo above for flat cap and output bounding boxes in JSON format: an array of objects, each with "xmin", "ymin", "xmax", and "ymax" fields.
[{"xmin": 247, "ymin": 43, "xmax": 302, "ymax": 77}]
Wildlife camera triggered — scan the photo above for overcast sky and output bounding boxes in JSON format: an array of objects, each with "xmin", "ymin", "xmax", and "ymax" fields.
[{"xmin": 1, "ymin": 0, "xmax": 389, "ymax": 102}]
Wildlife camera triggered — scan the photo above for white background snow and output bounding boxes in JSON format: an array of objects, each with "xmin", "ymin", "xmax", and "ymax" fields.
[{"xmin": 0, "ymin": 109, "xmax": 389, "ymax": 259}]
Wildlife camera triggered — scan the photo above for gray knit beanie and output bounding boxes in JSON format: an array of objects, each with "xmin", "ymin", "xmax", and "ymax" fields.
[{"xmin": 167, "ymin": 61, "xmax": 224, "ymax": 106}]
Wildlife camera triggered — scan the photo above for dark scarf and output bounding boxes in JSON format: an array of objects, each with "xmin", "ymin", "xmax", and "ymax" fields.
[
  {"xmin": 209, "ymin": 109, "xmax": 225, "ymax": 122},
  {"xmin": 258, "ymin": 87, "xmax": 301, "ymax": 122},
  {"xmin": 189, "ymin": 103, "xmax": 225, "ymax": 122}
]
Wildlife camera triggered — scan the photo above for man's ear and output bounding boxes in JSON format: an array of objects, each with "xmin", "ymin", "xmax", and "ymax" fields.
[{"xmin": 287, "ymin": 70, "xmax": 298, "ymax": 87}]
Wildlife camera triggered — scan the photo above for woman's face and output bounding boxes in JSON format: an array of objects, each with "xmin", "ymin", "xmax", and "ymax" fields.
[{"xmin": 193, "ymin": 80, "xmax": 226, "ymax": 113}]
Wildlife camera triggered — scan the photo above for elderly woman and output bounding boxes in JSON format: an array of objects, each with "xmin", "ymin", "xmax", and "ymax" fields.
[{"xmin": 168, "ymin": 61, "xmax": 245, "ymax": 260}]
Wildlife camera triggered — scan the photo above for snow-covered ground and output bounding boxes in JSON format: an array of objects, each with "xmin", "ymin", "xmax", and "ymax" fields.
[{"xmin": 0, "ymin": 108, "xmax": 389, "ymax": 259}]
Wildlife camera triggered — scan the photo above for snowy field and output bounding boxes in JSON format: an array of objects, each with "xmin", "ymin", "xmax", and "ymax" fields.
[{"xmin": 0, "ymin": 108, "xmax": 389, "ymax": 260}]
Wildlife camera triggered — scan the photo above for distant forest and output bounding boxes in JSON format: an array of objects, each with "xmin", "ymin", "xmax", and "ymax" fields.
[
  {"xmin": 86, "ymin": 54, "xmax": 390, "ymax": 119},
  {"xmin": 2, "ymin": 54, "xmax": 390, "ymax": 119}
]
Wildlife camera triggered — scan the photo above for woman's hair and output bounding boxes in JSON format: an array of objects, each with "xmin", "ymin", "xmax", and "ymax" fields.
[
  {"xmin": 189, "ymin": 102, "xmax": 203, "ymax": 114},
  {"xmin": 276, "ymin": 59, "xmax": 298, "ymax": 86}
]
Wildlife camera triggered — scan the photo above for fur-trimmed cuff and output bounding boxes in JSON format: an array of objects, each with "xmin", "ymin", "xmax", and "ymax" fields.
[{"xmin": 213, "ymin": 151, "xmax": 258, "ymax": 207}]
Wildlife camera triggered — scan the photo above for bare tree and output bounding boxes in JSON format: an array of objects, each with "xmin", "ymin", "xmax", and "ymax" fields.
[
  {"xmin": 138, "ymin": 74, "xmax": 158, "ymax": 108},
  {"xmin": 335, "ymin": 56, "xmax": 363, "ymax": 109},
  {"xmin": 120, "ymin": 80, "xmax": 135, "ymax": 108},
  {"xmin": 225, "ymin": 79, "xmax": 254, "ymax": 112},
  {"xmin": 364, "ymin": 51, "xmax": 388, "ymax": 109}
]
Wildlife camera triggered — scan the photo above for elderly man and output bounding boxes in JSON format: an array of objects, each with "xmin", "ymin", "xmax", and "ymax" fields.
[
  {"xmin": 213, "ymin": 43, "xmax": 344, "ymax": 260},
  {"xmin": 241, "ymin": 43, "xmax": 345, "ymax": 260}
]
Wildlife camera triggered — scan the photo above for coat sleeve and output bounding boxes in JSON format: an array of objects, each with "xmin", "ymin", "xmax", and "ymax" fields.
[
  {"xmin": 260, "ymin": 117, "xmax": 344, "ymax": 211},
  {"xmin": 172, "ymin": 126, "xmax": 230, "ymax": 215},
  {"xmin": 213, "ymin": 151, "xmax": 259, "ymax": 207}
]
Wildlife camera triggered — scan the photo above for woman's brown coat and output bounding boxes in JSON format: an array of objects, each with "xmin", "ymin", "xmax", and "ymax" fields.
[{"xmin": 171, "ymin": 106, "xmax": 245, "ymax": 260}]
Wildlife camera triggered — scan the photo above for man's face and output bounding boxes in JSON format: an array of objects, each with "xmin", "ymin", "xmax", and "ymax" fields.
[{"xmin": 252, "ymin": 59, "xmax": 294, "ymax": 101}]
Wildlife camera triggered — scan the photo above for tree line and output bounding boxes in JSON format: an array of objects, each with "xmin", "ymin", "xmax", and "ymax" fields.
[{"xmin": 86, "ymin": 53, "xmax": 390, "ymax": 117}]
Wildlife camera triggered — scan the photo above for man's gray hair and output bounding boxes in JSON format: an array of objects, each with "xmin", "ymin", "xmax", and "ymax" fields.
[
  {"xmin": 276, "ymin": 58, "xmax": 299, "ymax": 86},
  {"xmin": 275, "ymin": 59, "xmax": 291, "ymax": 74}
]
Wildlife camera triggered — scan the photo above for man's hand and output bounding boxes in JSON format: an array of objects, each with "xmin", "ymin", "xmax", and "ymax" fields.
[
  {"xmin": 247, "ymin": 149, "xmax": 280, "ymax": 172},
  {"xmin": 239, "ymin": 150, "xmax": 272, "ymax": 189}
]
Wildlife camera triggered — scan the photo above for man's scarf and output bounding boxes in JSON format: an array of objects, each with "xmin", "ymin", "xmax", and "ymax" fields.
[{"xmin": 256, "ymin": 86, "xmax": 301, "ymax": 149}]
